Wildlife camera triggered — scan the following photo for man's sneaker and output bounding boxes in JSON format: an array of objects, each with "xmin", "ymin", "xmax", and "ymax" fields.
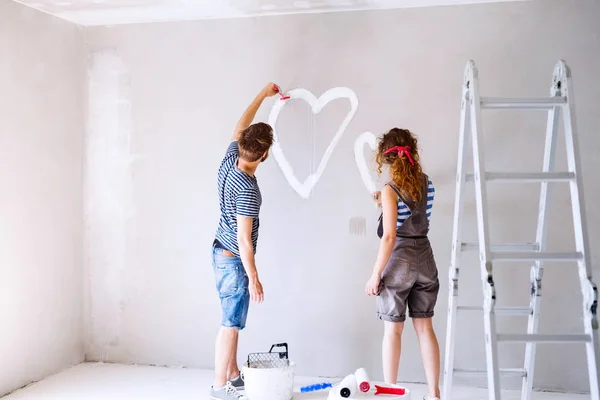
[
  {"xmin": 209, "ymin": 382, "xmax": 246, "ymax": 400},
  {"xmin": 229, "ymin": 373, "xmax": 245, "ymax": 390}
]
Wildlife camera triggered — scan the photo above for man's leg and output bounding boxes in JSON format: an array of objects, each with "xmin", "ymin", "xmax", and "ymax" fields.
[
  {"xmin": 212, "ymin": 245, "xmax": 250, "ymax": 392},
  {"xmin": 227, "ymin": 333, "xmax": 240, "ymax": 380},
  {"xmin": 212, "ymin": 249, "xmax": 246, "ymax": 390},
  {"xmin": 227, "ymin": 282, "xmax": 250, "ymax": 390},
  {"xmin": 214, "ymin": 326, "xmax": 239, "ymax": 389}
]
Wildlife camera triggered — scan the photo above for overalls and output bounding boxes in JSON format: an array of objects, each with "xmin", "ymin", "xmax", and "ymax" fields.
[{"xmin": 376, "ymin": 175, "xmax": 439, "ymax": 323}]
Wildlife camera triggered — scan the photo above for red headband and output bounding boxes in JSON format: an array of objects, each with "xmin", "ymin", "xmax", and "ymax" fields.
[{"xmin": 383, "ymin": 146, "xmax": 414, "ymax": 165}]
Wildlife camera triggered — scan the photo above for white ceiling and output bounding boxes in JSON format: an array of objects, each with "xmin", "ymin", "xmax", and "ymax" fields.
[{"xmin": 14, "ymin": 0, "xmax": 529, "ymax": 26}]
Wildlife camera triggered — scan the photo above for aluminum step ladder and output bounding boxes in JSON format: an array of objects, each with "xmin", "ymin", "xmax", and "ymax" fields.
[{"xmin": 442, "ymin": 60, "xmax": 600, "ymax": 400}]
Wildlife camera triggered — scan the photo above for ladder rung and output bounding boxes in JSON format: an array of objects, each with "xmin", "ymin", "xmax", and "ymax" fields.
[
  {"xmin": 454, "ymin": 368, "xmax": 527, "ymax": 377},
  {"xmin": 466, "ymin": 172, "xmax": 575, "ymax": 183},
  {"xmin": 497, "ymin": 334, "xmax": 591, "ymax": 343},
  {"xmin": 491, "ymin": 252, "xmax": 582, "ymax": 262},
  {"xmin": 480, "ymin": 97, "xmax": 567, "ymax": 110},
  {"xmin": 461, "ymin": 243, "xmax": 539, "ymax": 252},
  {"xmin": 457, "ymin": 306, "xmax": 531, "ymax": 316}
]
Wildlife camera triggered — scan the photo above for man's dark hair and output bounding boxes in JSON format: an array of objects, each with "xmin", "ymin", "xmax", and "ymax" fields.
[{"xmin": 238, "ymin": 122, "xmax": 274, "ymax": 162}]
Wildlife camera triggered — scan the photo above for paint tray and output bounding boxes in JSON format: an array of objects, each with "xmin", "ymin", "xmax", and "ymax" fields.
[{"xmin": 246, "ymin": 343, "xmax": 289, "ymax": 369}]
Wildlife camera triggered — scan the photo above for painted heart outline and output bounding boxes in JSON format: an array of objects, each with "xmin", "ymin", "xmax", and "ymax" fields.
[
  {"xmin": 268, "ymin": 87, "xmax": 359, "ymax": 199},
  {"xmin": 354, "ymin": 131, "xmax": 378, "ymax": 194}
]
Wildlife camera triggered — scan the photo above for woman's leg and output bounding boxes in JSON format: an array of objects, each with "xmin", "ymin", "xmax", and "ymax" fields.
[
  {"xmin": 413, "ymin": 318, "xmax": 440, "ymax": 398},
  {"xmin": 382, "ymin": 321, "xmax": 405, "ymax": 384}
]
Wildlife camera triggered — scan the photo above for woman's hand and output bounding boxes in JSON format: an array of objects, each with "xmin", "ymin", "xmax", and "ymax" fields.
[
  {"xmin": 365, "ymin": 273, "xmax": 381, "ymax": 296},
  {"xmin": 372, "ymin": 191, "xmax": 382, "ymax": 207}
]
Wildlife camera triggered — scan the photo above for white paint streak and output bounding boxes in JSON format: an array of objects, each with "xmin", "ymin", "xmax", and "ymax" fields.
[
  {"xmin": 268, "ymin": 87, "xmax": 359, "ymax": 199},
  {"xmin": 85, "ymin": 50, "xmax": 141, "ymax": 360},
  {"xmin": 354, "ymin": 131, "xmax": 378, "ymax": 193}
]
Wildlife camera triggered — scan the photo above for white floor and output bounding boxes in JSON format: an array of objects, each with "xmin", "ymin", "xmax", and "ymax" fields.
[{"xmin": 1, "ymin": 363, "xmax": 588, "ymax": 400}]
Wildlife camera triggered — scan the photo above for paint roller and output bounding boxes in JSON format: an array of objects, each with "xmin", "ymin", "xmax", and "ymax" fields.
[
  {"xmin": 355, "ymin": 368, "xmax": 371, "ymax": 393},
  {"xmin": 272, "ymin": 84, "xmax": 290, "ymax": 100},
  {"xmin": 337, "ymin": 374, "xmax": 358, "ymax": 398}
]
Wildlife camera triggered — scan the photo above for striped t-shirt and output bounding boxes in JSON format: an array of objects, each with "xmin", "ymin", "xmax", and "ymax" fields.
[
  {"xmin": 215, "ymin": 142, "xmax": 262, "ymax": 256},
  {"xmin": 397, "ymin": 178, "xmax": 435, "ymax": 229}
]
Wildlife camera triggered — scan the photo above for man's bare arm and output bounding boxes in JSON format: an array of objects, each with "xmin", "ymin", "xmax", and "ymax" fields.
[
  {"xmin": 232, "ymin": 83, "xmax": 279, "ymax": 142},
  {"xmin": 237, "ymin": 215, "xmax": 264, "ymax": 303}
]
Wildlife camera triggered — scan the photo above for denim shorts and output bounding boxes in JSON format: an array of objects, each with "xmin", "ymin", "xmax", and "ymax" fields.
[{"xmin": 212, "ymin": 244, "xmax": 250, "ymax": 330}]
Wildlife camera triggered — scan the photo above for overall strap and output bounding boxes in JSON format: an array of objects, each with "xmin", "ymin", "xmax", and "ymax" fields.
[
  {"xmin": 386, "ymin": 181, "xmax": 411, "ymax": 210},
  {"xmin": 386, "ymin": 181, "xmax": 403, "ymax": 198},
  {"xmin": 378, "ymin": 182, "xmax": 405, "ymax": 223}
]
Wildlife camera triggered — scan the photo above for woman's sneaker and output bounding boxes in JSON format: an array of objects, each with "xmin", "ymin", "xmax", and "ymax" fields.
[
  {"xmin": 229, "ymin": 373, "xmax": 245, "ymax": 390},
  {"xmin": 209, "ymin": 382, "xmax": 246, "ymax": 400}
]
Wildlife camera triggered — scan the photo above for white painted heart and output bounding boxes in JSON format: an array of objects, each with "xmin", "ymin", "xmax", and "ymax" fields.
[
  {"xmin": 268, "ymin": 87, "xmax": 359, "ymax": 199},
  {"xmin": 353, "ymin": 131, "xmax": 378, "ymax": 193}
]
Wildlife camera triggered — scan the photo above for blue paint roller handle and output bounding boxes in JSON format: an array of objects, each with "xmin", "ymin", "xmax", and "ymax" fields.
[{"xmin": 300, "ymin": 382, "xmax": 333, "ymax": 393}]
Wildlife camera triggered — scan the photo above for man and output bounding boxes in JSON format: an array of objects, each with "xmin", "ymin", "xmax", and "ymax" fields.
[{"xmin": 210, "ymin": 82, "xmax": 279, "ymax": 400}]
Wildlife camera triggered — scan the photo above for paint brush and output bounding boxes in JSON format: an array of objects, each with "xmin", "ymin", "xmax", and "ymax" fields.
[
  {"xmin": 372, "ymin": 190, "xmax": 383, "ymax": 211},
  {"xmin": 273, "ymin": 84, "xmax": 290, "ymax": 100}
]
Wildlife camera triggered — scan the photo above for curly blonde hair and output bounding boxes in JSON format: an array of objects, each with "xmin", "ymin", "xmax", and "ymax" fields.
[{"xmin": 376, "ymin": 128, "xmax": 424, "ymax": 205}]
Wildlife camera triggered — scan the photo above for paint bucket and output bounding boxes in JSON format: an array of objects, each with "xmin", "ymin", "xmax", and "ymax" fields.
[{"xmin": 242, "ymin": 361, "xmax": 295, "ymax": 400}]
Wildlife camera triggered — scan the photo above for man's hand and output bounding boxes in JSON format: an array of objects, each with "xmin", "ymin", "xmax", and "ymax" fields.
[
  {"xmin": 262, "ymin": 82, "xmax": 280, "ymax": 98},
  {"xmin": 249, "ymin": 278, "xmax": 264, "ymax": 303}
]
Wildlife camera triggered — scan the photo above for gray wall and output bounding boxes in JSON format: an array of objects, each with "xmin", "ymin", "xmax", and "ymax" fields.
[
  {"xmin": 0, "ymin": 1, "xmax": 85, "ymax": 397},
  {"xmin": 81, "ymin": 0, "xmax": 600, "ymax": 393}
]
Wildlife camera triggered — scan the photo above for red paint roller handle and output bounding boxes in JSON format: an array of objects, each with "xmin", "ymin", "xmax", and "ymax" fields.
[
  {"xmin": 272, "ymin": 84, "xmax": 290, "ymax": 100},
  {"xmin": 374, "ymin": 385, "xmax": 406, "ymax": 396}
]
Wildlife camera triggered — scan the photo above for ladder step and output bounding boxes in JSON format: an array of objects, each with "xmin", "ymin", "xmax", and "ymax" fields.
[
  {"xmin": 454, "ymin": 368, "xmax": 527, "ymax": 377},
  {"xmin": 480, "ymin": 96, "xmax": 567, "ymax": 110},
  {"xmin": 497, "ymin": 334, "xmax": 592, "ymax": 343},
  {"xmin": 457, "ymin": 306, "xmax": 531, "ymax": 316},
  {"xmin": 466, "ymin": 172, "xmax": 575, "ymax": 183},
  {"xmin": 461, "ymin": 243, "xmax": 539, "ymax": 252},
  {"xmin": 491, "ymin": 251, "xmax": 583, "ymax": 262}
]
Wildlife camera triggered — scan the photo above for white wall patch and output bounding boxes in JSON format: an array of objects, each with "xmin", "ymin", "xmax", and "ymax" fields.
[{"xmin": 84, "ymin": 50, "xmax": 142, "ymax": 360}]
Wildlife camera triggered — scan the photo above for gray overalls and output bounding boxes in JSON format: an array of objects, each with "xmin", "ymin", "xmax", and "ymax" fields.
[{"xmin": 376, "ymin": 175, "xmax": 439, "ymax": 323}]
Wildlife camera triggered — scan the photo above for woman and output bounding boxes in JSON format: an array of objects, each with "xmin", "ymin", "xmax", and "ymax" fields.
[{"xmin": 365, "ymin": 128, "xmax": 441, "ymax": 400}]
